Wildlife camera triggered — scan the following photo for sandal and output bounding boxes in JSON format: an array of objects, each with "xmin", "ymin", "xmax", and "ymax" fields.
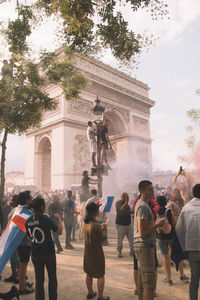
[{"xmin": 87, "ymin": 292, "xmax": 97, "ymax": 299}]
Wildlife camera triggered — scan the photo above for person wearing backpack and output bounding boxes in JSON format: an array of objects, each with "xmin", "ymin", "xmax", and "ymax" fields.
[{"xmin": 156, "ymin": 196, "xmax": 189, "ymax": 285}]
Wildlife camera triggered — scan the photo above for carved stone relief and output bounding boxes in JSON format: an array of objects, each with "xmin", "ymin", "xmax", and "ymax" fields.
[
  {"xmin": 76, "ymin": 56, "xmax": 149, "ymax": 98},
  {"xmin": 86, "ymin": 82, "xmax": 150, "ymax": 114},
  {"xmin": 73, "ymin": 134, "xmax": 91, "ymax": 172},
  {"xmin": 68, "ymin": 99, "xmax": 93, "ymax": 117}
]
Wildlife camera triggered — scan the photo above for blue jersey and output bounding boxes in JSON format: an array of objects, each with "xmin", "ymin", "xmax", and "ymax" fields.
[{"xmin": 25, "ymin": 213, "xmax": 58, "ymax": 256}]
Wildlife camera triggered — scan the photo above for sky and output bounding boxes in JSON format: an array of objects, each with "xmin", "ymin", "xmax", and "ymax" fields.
[{"xmin": 0, "ymin": 0, "xmax": 200, "ymax": 173}]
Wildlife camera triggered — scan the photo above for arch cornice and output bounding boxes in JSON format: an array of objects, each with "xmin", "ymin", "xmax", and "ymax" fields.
[
  {"xmin": 104, "ymin": 105, "xmax": 129, "ymax": 134},
  {"xmin": 35, "ymin": 132, "xmax": 52, "ymax": 153}
]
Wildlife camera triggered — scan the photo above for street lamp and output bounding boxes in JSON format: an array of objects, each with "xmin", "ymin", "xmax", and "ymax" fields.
[
  {"xmin": 92, "ymin": 96, "xmax": 105, "ymax": 123},
  {"xmin": 92, "ymin": 96, "xmax": 105, "ymax": 198}
]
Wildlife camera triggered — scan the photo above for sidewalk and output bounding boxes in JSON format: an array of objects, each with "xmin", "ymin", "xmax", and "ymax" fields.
[{"xmin": 0, "ymin": 240, "xmax": 191, "ymax": 300}]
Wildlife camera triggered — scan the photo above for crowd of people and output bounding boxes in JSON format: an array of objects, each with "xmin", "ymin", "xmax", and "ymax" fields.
[{"xmin": 0, "ymin": 168, "xmax": 200, "ymax": 300}]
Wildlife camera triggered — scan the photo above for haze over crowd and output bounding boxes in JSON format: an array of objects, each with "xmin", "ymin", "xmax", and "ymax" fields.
[{"xmin": 0, "ymin": 0, "xmax": 200, "ymax": 172}]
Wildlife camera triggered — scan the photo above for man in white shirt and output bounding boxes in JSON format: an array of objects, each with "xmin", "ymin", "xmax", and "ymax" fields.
[
  {"xmin": 87, "ymin": 121, "xmax": 97, "ymax": 168},
  {"xmin": 176, "ymin": 184, "xmax": 200, "ymax": 300}
]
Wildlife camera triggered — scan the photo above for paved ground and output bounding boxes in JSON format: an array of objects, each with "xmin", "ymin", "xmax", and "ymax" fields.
[{"xmin": 0, "ymin": 238, "xmax": 194, "ymax": 300}]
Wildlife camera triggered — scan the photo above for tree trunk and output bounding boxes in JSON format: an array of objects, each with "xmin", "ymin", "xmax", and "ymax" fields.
[{"xmin": 0, "ymin": 128, "xmax": 8, "ymax": 204}]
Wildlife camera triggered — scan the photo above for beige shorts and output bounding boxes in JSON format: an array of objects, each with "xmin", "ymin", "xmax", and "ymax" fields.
[
  {"xmin": 90, "ymin": 141, "xmax": 97, "ymax": 153},
  {"xmin": 134, "ymin": 247, "xmax": 156, "ymax": 290}
]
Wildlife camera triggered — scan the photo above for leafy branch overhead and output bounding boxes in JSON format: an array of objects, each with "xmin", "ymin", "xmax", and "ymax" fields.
[
  {"xmin": 0, "ymin": 4, "xmax": 88, "ymax": 199},
  {"xmin": 0, "ymin": 5, "xmax": 87, "ymax": 135},
  {"xmin": 1, "ymin": 0, "xmax": 168, "ymax": 62},
  {"xmin": 35, "ymin": 0, "xmax": 168, "ymax": 61}
]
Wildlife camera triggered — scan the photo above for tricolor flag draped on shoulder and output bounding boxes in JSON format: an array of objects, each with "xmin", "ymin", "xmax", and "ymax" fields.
[{"xmin": 0, "ymin": 205, "xmax": 32, "ymax": 275}]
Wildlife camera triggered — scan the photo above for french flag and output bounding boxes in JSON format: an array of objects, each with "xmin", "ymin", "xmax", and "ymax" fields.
[
  {"xmin": 97, "ymin": 196, "xmax": 115, "ymax": 213},
  {"xmin": 0, "ymin": 205, "xmax": 32, "ymax": 275}
]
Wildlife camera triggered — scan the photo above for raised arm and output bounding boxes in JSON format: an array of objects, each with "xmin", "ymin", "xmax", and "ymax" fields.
[
  {"xmin": 120, "ymin": 200, "xmax": 128, "ymax": 211},
  {"xmin": 172, "ymin": 170, "xmax": 184, "ymax": 190}
]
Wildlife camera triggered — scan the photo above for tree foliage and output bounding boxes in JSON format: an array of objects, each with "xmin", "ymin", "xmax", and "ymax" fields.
[
  {"xmin": 1, "ymin": 0, "xmax": 168, "ymax": 64},
  {"xmin": 183, "ymin": 90, "xmax": 200, "ymax": 151},
  {"xmin": 35, "ymin": 0, "xmax": 168, "ymax": 61},
  {"xmin": 0, "ymin": 4, "xmax": 87, "ymax": 199},
  {"xmin": 0, "ymin": 5, "xmax": 87, "ymax": 133}
]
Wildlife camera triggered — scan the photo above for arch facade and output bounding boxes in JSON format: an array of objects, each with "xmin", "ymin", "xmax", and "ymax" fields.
[
  {"xmin": 35, "ymin": 136, "xmax": 51, "ymax": 191},
  {"xmin": 25, "ymin": 54, "xmax": 154, "ymax": 192}
]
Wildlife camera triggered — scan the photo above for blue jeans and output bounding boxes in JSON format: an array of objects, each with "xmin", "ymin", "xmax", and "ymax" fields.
[{"xmin": 188, "ymin": 251, "xmax": 200, "ymax": 300}]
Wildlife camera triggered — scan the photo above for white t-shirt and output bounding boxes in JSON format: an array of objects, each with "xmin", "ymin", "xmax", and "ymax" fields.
[{"xmin": 87, "ymin": 127, "xmax": 96, "ymax": 142}]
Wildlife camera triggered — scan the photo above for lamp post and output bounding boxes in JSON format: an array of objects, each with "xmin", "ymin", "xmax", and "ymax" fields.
[{"xmin": 92, "ymin": 96, "xmax": 105, "ymax": 198}]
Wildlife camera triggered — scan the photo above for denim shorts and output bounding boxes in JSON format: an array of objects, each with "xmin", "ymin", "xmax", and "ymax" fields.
[{"xmin": 157, "ymin": 239, "xmax": 173, "ymax": 255}]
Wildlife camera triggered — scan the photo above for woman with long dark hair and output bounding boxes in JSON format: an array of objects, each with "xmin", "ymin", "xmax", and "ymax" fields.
[
  {"xmin": 157, "ymin": 195, "xmax": 189, "ymax": 285},
  {"xmin": 83, "ymin": 202, "xmax": 109, "ymax": 300},
  {"xmin": 167, "ymin": 188, "xmax": 184, "ymax": 220}
]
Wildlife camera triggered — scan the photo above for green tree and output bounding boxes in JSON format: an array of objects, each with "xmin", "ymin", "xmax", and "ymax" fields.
[
  {"xmin": 178, "ymin": 89, "xmax": 200, "ymax": 169},
  {"xmin": 0, "ymin": 5, "xmax": 87, "ymax": 201},
  {"xmin": 185, "ymin": 89, "xmax": 200, "ymax": 148},
  {"xmin": 1, "ymin": 0, "xmax": 168, "ymax": 64}
]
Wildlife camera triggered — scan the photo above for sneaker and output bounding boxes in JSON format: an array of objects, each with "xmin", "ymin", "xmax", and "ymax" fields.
[
  {"xmin": 180, "ymin": 275, "xmax": 189, "ymax": 282},
  {"xmin": 18, "ymin": 287, "xmax": 34, "ymax": 295},
  {"xmin": 117, "ymin": 251, "xmax": 122, "ymax": 258},
  {"xmin": 57, "ymin": 248, "xmax": 63, "ymax": 254},
  {"xmin": 4, "ymin": 275, "xmax": 19, "ymax": 284},
  {"xmin": 26, "ymin": 282, "xmax": 34, "ymax": 288},
  {"xmin": 4, "ymin": 286, "xmax": 19, "ymax": 300},
  {"xmin": 13, "ymin": 278, "xmax": 19, "ymax": 284},
  {"xmin": 163, "ymin": 278, "xmax": 172, "ymax": 286},
  {"xmin": 102, "ymin": 240, "xmax": 109, "ymax": 246},
  {"xmin": 65, "ymin": 244, "xmax": 75, "ymax": 250},
  {"xmin": 87, "ymin": 292, "xmax": 97, "ymax": 299}
]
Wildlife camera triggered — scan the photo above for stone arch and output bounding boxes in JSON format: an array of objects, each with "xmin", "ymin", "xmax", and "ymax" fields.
[
  {"xmin": 35, "ymin": 136, "xmax": 51, "ymax": 191},
  {"xmin": 104, "ymin": 107, "xmax": 128, "ymax": 137},
  {"xmin": 103, "ymin": 108, "xmax": 129, "ymax": 166}
]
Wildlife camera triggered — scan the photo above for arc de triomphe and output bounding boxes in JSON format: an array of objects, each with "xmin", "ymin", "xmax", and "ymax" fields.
[{"xmin": 25, "ymin": 52, "xmax": 155, "ymax": 193}]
